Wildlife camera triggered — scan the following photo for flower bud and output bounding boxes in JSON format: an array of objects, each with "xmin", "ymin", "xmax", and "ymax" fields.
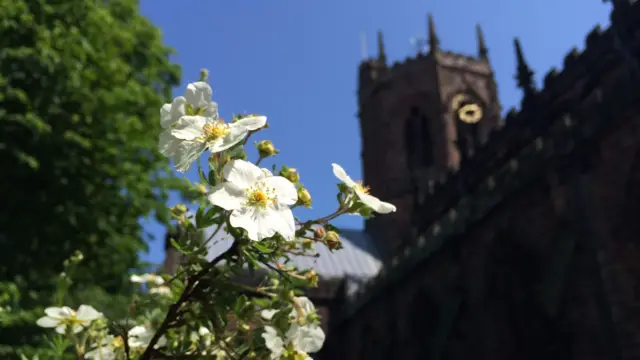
[
  {"xmin": 171, "ymin": 204, "xmax": 187, "ymax": 216},
  {"xmin": 278, "ymin": 166, "xmax": 300, "ymax": 183},
  {"xmin": 199, "ymin": 68, "xmax": 209, "ymax": 82},
  {"xmin": 256, "ymin": 140, "xmax": 278, "ymax": 158},
  {"xmin": 70, "ymin": 250, "xmax": 84, "ymax": 263},
  {"xmin": 196, "ymin": 183, "xmax": 207, "ymax": 195},
  {"xmin": 302, "ymin": 238, "xmax": 313, "ymax": 248},
  {"xmin": 306, "ymin": 270, "xmax": 319, "ymax": 288},
  {"xmin": 313, "ymin": 227, "xmax": 326, "ymax": 240},
  {"xmin": 324, "ymin": 231, "xmax": 341, "ymax": 250},
  {"xmin": 297, "ymin": 188, "xmax": 312, "ymax": 207}
]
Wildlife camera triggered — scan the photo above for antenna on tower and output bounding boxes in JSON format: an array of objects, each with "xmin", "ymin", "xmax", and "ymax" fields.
[{"xmin": 360, "ymin": 31, "xmax": 367, "ymax": 59}]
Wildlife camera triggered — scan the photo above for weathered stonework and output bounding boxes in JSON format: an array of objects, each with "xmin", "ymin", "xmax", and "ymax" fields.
[{"xmin": 322, "ymin": 3, "xmax": 640, "ymax": 359}]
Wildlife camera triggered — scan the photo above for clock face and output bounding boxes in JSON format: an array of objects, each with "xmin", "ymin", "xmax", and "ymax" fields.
[{"xmin": 451, "ymin": 93, "xmax": 483, "ymax": 124}]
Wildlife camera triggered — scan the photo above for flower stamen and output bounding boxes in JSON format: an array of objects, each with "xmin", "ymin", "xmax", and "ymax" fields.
[
  {"xmin": 245, "ymin": 184, "xmax": 277, "ymax": 208},
  {"xmin": 203, "ymin": 120, "xmax": 230, "ymax": 141},
  {"xmin": 354, "ymin": 181, "xmax": 370, "ymax": 194}
]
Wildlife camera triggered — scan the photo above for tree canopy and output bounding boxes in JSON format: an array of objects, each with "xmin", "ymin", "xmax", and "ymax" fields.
[{"xmin": 0, "ymin": 0, "xmax": 183, "ymax": 356}]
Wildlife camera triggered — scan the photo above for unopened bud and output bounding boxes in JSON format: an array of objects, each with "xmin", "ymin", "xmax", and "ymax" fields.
[
  {"xmin": 199, "ymin": 68, "xmax": 209, "ymax": 82},
  {"xmin": 297, "ymin": 188, "xmax": 312, "ymax": 207},
  {"xmin": 306, "ymin": 270, "xmax": 319, "ymax": 287},
  {"xmin": 302, "ymin": 238, "xmax": 313, "ymax": 249},
  {"xmin": 313, "ymin": 227, "xmax": 326, "ymax": 240},
  {"xmin": 286, "ymin": 169, "xmax": 300, "ymax": 183},
  {"xmin": 171, "ymin": 204, "xmax": 188, "ymax": 216},
  {"xmin": 196, "ymin": 183, "xmax": 207, "ymax": 195},
  {"xmin": 71, "ymin": 250, "xmax": 84, "ymax": 263},
  {"xmin": 324, "ymin": 231, "xmax": 341, "ymax": 250},
  {"xmin": 256, "ymin": 140, "xmax": 278, "ymax": 158}
]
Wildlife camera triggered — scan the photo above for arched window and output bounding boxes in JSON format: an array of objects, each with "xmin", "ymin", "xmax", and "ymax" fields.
[{"xmin": 404, "ymin": 107, "xmax": 433, "ymax": 170}]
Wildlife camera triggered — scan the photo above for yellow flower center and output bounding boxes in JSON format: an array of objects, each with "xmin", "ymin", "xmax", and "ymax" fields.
[
  {"xmin": 112, "ymin": 336, "xmax": 124, "ymax": 348},
  {"xmin": 202, "ymin": 120, "xmax": 230, "ymax": 141},
  {"xmin": 354, "ymin": 181, "xmax": 370, "ymax": 194},
  {"xmin": 245, "ymin": 185, "xmax": 276, "ymax": 208}
]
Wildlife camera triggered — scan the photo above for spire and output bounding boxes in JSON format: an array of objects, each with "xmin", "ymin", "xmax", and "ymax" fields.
[
  {"xmin": 514, "ymin": 38, "xmax": 535, "ymax": 93},
  {"xmin": 476, "ymin": 24, "xmax": 488, "ymax": 59},
  {"xmin": 514, "ymin": 38, "xmax": 536, "ymax": 108},
  {"xmin": 428, "ymin": 14, "xmax": 439, "ymax": 53},
  {"xmin": 377, "ymin": 30, "xmax": 387, "ymax": 65}
]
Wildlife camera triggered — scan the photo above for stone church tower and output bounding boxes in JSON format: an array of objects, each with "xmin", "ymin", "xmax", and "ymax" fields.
[{"xmin": 359, "ymin": 16, "xmax": 502, "ymax": 256}]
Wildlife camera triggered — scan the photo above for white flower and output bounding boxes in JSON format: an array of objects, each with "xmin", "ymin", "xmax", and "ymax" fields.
[
  {"xmin": 262, "ymin": 326, "xmax": 285, "ymax": 359},
  {"xmin": 291, "ymin": 297, "xmax": 315, "ymax": 323},
  {"xmin": 331, "ymin": 163, "xmax": 396, "ymax": 214},
  {"xmin": 130, "ymin": 273, "xmax": 164, "ymax": 285},
  {"xmin": 261, "ymin": 309, "xmax": 278, "ymax": 321},
  {"xmin": 149, "ymin": 286, "xmax": 171, "ymax": 296},
  {"xmin": 190, "ymin": 326, "xmax": 212, "ymax": 346},
  {"xmin": 85, "ymin": 335, "xmax": 124, "ymax": 360},
  {"xmin": 261, "ymin": 297, "xmax": 324, "ymax": 359},
  {"xmin": 286, "ymin": 323, "xmax": 325, "ymax": 355},
  {"xmin": 208, "ymin": 160, "xmax": 297, "ymax": 241},
  {"xmin": 36, "ymin": 305, "xmax": 103, "ymax": 334},
  {"xmin": 160, "ymin": 82, "xmax": 218, "ymax": 129},
  {"xmin": 163, "ymin": 115, "xmax": 266, "ymax": 173},
  {"xmin": 128, "ymin": 325, "xmax": 167, "ymax": 349},
  {"xmin": 262, "ymin": 324, "xmax": 324, "ymax": 360},
  {"xmin": 157, "ymin": 81, "xmax": 266, "ymax": 173}
]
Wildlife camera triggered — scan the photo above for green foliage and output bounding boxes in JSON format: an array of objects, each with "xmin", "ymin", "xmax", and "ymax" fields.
[{"xmin": 0, "ymin": 0, "xmax": 185, "ymax": 355}]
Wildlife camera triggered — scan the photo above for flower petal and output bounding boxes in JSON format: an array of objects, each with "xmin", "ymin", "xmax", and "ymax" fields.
[
  {"xmin": 331, "ymin": 163, "xmax": 357, "ymax": 188},
  {"xmin": 85, "ymin": 346, "xmax": 116, "ymax": 360},
  {"xmin": 261, "ymin": 309, "xmax": 278, "ymax": 320},
  {"xmin": 173, "ymin": 141, "xmax": 206, "ymax": 173},
  {"xmin": 158, "ymin": 131, "xmax": 180, "ymax": 157},
  {"xmin": 229, "ymin": 207, "xmax": 277, "ymax": 241},
  {"xmin": 296, "ymin": 297, "xmax": 316, "ymax": 317},
  {"xmin": 45, "ymin": 306, "xmax": 72, "ymax": 319},
  {"xmin": 286, "ymin": 324, "xmax": 325, "ymax": 354},
  {"xmin": 72, "ymin": 324, "xmax": 84, "ymax": 334},
  {"xmin": 198, "ymin": 327, "xmax": 211, "ymax": 336},
  {"xmin": 160, "ymin": 97, "xmax": 186, "ymax": 129},
  {"xmin": 36, "ymin": 316, "xmax": 59, "ymax": 328},
  {"xmin": 184, "ymin": 82, "xmax": 213, "ymax": 108},
  {"xmin": 356, "ymin": 191, "xmax": 396, "ymax": 214},
  {"xmin": 270, "ymin": 206, "xmax": 296, "ymax": 241},
  {"xmin": 234, "ymin": 115, "xmax": 267, "ymax": 131},
  {"xmin": 76, "ymin": 305, "xmax": 102, "ymax": 322},
  {"xmin": 130, "ymin": 274, "xmax": 144, "ymax": 283},
  {"xmin": 223, "ymin": 160, "xmax": 264, "ymax": 189},
  {"xmin": 203, "ymin": 101, "xmax": 219, "ymax": 118},
  {"xmin": 208, "ymin": 123, "xmax": 249, "ymax": 153},
  {"xmin": 262, "ymin": 326, "xmax": 285, "ymax": 357},
  {"xmin": 160, "ymin": 103, "xmax": 172, "ymax": 128},
  {"xmin": 208, "ymin": 183, "xmax": 245, "ymax": 210},
  {"xmin": 55, "ymin": 324, "xmax": 67, "ymax": 334},
  {"xmin": 263, "ymin": 176, "xmax": 297, "ymax": 205},
  {"xmin": 171, "ymin": 116, "xmax": 206, "ymax": 140}
]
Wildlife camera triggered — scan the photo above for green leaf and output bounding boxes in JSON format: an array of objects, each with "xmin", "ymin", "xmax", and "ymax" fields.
[
  {"xmin": 252, "ymin": 241, "xmax": 275, "ymax": 254},
  {"xmin": 170, "ymin": 238, "xmax": 192, "ymax": 255},
  {"xmin": 197, "ymin": 160, "xmax": 208, "ymax": 185},
  {"xmin": 208, "ymin": 169, "xmax": 217, "ymax": 187},
  {"xmin": 195, "ymin": 206, "xmax": 205, "ymax": 229}
]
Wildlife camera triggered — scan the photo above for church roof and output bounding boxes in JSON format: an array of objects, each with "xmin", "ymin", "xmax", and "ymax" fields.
[{"xmin": 203, "ymin": 226, "xmax": 383, "ymax": 296}]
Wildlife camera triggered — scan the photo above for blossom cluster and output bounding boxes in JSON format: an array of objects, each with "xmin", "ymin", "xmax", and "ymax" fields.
[{"xmin": 34, "ymin": 73, "xmax": 396, "ymax": 360}]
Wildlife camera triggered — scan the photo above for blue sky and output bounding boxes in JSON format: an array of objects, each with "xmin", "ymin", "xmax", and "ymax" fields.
[{"xmin": 138, "ymin": 0, "xmax": 612, "ymax": 265}]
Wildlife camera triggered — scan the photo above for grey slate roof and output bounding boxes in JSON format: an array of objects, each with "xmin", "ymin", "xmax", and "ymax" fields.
[{"xmin": 203, "ymin": 226, "xmax": 383, "ymax": 296}]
